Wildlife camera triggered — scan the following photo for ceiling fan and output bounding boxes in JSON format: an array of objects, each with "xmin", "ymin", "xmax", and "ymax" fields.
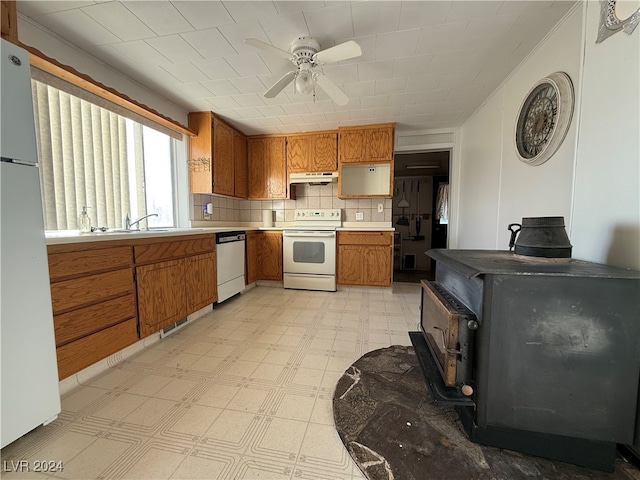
[{"xmin": 245, "ymin": 36, "xmax": 362, "ymax": 106}]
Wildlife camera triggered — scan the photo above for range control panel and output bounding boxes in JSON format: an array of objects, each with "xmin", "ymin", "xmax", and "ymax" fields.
[{"xmin": 294, "ymin": 209, "xmax": 342, "ymax": 220}]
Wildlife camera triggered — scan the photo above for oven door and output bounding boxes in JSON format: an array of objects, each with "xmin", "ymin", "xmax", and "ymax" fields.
[
  {"xmin": 283, "ymin": 230, "xmax": 336, "ymax": 275},
  {"xmin": 420, "ymin": 280, "xmax": 477, "ymax": 388}
]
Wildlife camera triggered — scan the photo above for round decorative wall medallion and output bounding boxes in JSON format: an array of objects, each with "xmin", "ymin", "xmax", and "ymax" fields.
[{"xmin": 515, "ymin": 72, "xmax": 574, "ymax": 166}]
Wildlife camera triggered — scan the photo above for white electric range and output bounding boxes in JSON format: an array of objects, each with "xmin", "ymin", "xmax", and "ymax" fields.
[{"xmin": 283, "ymin": 209, "xmax": 341, "ymax": 292}]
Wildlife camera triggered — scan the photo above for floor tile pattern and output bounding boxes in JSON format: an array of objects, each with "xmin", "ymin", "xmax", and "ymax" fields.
[{"xmin": 1, "ymin": 284, "xmax": 421, "ymax": 479}]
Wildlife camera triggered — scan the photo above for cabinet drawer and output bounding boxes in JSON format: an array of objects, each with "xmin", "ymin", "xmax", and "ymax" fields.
[
  {"xmin": 134, "ymin": 236, "xmax": 215, "ymax": 264},
  {"xmin": 50, "ymin": 268, "xmax": 134, "ymax": 314},
  {"xmin": 54, "ymin": 293, "xmax": 136, "ymax": 347},
  {"xmin": 56, "ymin": 318, "xmax": 138, "ymax": 380},
  {"xmin": 338, "ymin": 231, "xmax": 393, "ymax": 245},
  {"xmin": 48, "ymin": 246, "xmax": 132, "ymax": 280}
]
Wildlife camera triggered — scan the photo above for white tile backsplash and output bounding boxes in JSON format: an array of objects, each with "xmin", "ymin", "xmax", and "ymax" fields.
[{"xmin": 190, "ymin": 185, "xmax": 393, "ymax": 225}]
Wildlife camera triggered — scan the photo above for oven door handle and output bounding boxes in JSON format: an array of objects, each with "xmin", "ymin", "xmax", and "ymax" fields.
[
  {"xmin": 284, "ymin": 232, "xmax": 336, "ymax": 238},
  {"xmin": 433, "ymin": 326, "xmax": 461, "ymax": 355}
]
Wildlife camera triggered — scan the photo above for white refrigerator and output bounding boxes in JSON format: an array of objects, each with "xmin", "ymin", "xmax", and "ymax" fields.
[{"xmin": 1, "ymin": 38, "xmax": 61, "ymax": 448}]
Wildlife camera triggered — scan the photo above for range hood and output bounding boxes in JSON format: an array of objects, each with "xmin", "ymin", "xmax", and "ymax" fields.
[{"xmin": 289, "ymin": 172, "xmax": 338, "ymax": 185}]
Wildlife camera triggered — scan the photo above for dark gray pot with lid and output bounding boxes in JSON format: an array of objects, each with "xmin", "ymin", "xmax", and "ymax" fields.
[{"xmin": 508, "ymin": 216, "xmax": 572, "ymax": 258}]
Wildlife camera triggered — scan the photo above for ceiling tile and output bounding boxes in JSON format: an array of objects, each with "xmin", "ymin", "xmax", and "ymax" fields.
[
  {"xmin": 374, "ymin": 77, "xmax": 407, "ymax": 96},
  {"xmin": 181, "ymin": 28, "xmax": 237, "ymax": 59},
  {"xmin": 358, "ymin": 60, "xmax": 394, "ymax": 82},
  {"xmin": 279, "ymin": 114, "xmax": 305, "ymax": 125},
  {"xmin": 17, "ymin": 1, "xmax": 95, "ymax": 17},
  {"xmin": 160, "ymin": 61, "xmax": 209, "ymax": 83},
  {"xmin": 497, "ymin": 1, "xmax": 556, "ymax": 15},
  {"xmin": 233, "ymin": 106, "xmax": 264, "ymax": 118},
  {"xmin": 343, "ymin": 81, "xmax": 376, "ymax": 98},
  {"xmin": 393, "ymin": 55, "xmax": 434, "ymax": 78},
  {"xmin": 234, "ymin": 76, "xmax": 269, "ymax": 94},
  {"xmin": 225, "ymin": 53, "xmax": 271, "ymax": 77},
  {"xmin": 259, "ymin": 12, "xmax": 310, "ymax": 50},
  {"xmin": 170, "ymin": 82, "xmax": 214, "ymax": 100},
  {"xmin": 281, "ymin": 103, "xmax": 311, "ymax": 115},
  {"xmin": 111, "ymin": 40, "xmax": 168, "ymax": 63},
  {"xmin": 303, "ymin": 3, "xmax": 354, "ymax": 42},
  {"xmin": 339, "ymin": 35, "xmax": 376, "ymax": 64},
  {"xmin": 273, "ymin": 1, "xmax": 325, "ymax": 16},
  {"xmin": 218, "ymin": 21, "xmax": 272, "ymax": 55},
  {"xmin": 207, "ymin": 96, "xmax": 241, "ymax": 110},
  {"xmin": 398, "ymin": 2, "xmax": 452, "ymax": 30},
  {"xmin": 457, "ymin": 13, "xmax": 519, "ymax": 50},
  {"xmin": 351, "ymin": 2, "xmax": 401, "ymax": 37},
  {"xmin": 193, "ymin": 58, "xmax": 239, "ymax": 81},
  {"xmin": 81, "ymin": 2, "xmax": 156, "ymax": 41},
  {"xmin": 201, "ymin": 79, "xmax": 240, "ymax": 96},
  {"xmin": 321, "ymin": 64, "xmax": 359, "ymax": 85},
  {"xmin": 32, "ymin": 10, "xmax": 121, "ymax": 47},
  {"xmin": 374, "ymin": 29, "xmax": 421, "ymax": 61},
  {"xmin": 171, "ymin": 1, "xmax": 235, "ymax": 30},
  {"xmin": 406, "ymin": 73, "xmax": 442, "ymax": 93},
  {"xmin": 360, "ymin": 96, "xmax": 390, "ymax": 109},
  {"xmin": 445, "ymin": 1, "xmax": 503, "ymax": 22},
  {"xmin": 222, "ymin": 1, "xmax": 279, "ymax": 23},
  {"xmin": 257, "ymin": 105, "xmax": 287, "ymax": 117},
  {"xmin": 233, "ymin": 93, "xmax": 266, "ymax": 108},
  {"xmin": 122, "ymin": 1, "xmax": 194, "ymax": 36},
  {"xmin": 415, "ymin": 21, "xmax": 467, "ymax": 55},
  {"xmin": 145, "ymin": 34, "xmax": 204, "ymax": 62}
]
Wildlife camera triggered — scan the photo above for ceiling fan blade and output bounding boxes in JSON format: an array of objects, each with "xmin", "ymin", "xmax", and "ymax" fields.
[
  {"xmin": 264, "ymin": 71, "xmax": 296, "ymax": 98},
  {"xmin": 244, "ymin": 38, "xmax": 293, "ymax": 61},
  {"xmin": 315, "ymin": 75, "xmax": 349, "ymax": 106},
  {"xmin": 314, "ymin": 40, "xmax": 362, "ymax": 64}
]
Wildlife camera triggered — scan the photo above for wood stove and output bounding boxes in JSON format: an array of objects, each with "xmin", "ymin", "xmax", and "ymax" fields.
[{"xmin": 410, "ymin": 249, "xmax": 640, "ymax": 471}]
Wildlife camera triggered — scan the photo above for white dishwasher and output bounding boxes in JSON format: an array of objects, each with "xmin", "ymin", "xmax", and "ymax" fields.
[{"xmin": 216, "ymin": 231, "xmax": 246, "ymax": 303}]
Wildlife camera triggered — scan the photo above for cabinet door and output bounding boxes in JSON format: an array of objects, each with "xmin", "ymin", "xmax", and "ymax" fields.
[
  {"xmin": 136, "ymin": 259, "xmax": 186, "ymax": 338},
  {"xmin": 188, "ymin": 112, "xmax": 213, "ymax": 193},
  {"xmin": 287, "ymin": 135, "xmax": 310, "ymax": 173},
  {"xmin": 260, "ymin": 231, "xmax": 283, "ymax": 281},
  {"xmin": 185, "ymin": 252, "xmax": 217, "ymax": 313},
  {"xmin": 234, "ymin": 130, "xmax": 248, "ymax": 199},
  {"xmin": 247, "ymin": 137, "xmax": 267, "ymax": 199},
  {"xmin": 363, "ymin": 245, "xmax": 392, "ymax": 287},
  {"xmin": 245, "ymin": 231, "xmax": 260, "ymax": 284},
  {"xmin": 313, "ymin": 132, "xmax": 338, "ymax": 171},
  {"xmin": 339, "ymin": 129, "xmax": 366, "ymax": 163},
  {"xmin": 266, "ymin": 137, "xmax": 287, "ymax": 198},
  {"xmin": 337, "ymin": 245, "xmax": 364, "ymax": 285},
  {"xmin": 366, "ymin": 126, "xmax": 394, "ymax": 162},
  {"xmin": 213, "ymin": 117, "xmax": 235, "ymax": 196}
]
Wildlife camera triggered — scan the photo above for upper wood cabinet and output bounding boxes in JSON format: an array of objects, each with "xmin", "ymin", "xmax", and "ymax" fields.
[
  {"xmin": 188, "ymin": 111, "xmax": 247, "ymax": 198},
  {"xmin": 287, "ymin": 131, "xmax": 338, "ymax": 174},
  {"xmin": 247, "ymin": 135, "xmax": 294, "ymax": 200},
  {"xmin": 338, "ymin": 123, "xmax": 395, "ymax": 164},
  {"xmin": 234, "ymin": 130, "xmax": 248, "ymax": 199}
]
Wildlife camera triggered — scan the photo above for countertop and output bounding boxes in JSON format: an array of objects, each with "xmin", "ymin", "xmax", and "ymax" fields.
[{"xmin": 45, "ymin": 224, "xmax": 395, "ymax": 245}]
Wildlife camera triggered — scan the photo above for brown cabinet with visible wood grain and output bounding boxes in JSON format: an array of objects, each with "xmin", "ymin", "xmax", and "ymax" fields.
[
  {"xmin": 134, "ymin": 236, "xmax": 216, "ymax": 338},
  {"xmin": 247, "ymin": 135, "xmax": 294, "ymax": 199},
  {"xmin": 47, "ymin": 244, "xmax": 139, "ymax": 380},
  {"xmin": 337, "ymin": 231, "xmax": 393, "ymax": 287},
  {"xmin": 338, "ymin": 123, "xmax": 395, "ymax": 164},
  {"xmin": 287, "ymin": 131, "xmax": 338, "ymax": 174},
  {"xmin": 245, "ymin": 230, "xmax": 283, "ymax": 283},
  {"xmin": 188, "ymin": 111, "xmax": 247, "ymax": 197}
]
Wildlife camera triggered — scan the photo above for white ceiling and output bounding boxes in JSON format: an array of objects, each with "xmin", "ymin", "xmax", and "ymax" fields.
[{"xmin": 17, "ymin": 1, "xmax": 576, "ymax": 136}]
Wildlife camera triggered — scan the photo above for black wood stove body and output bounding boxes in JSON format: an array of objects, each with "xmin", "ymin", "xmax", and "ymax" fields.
[{"xmin": 411, "ymin": 249, "xmax": 640, "ymax": 471}]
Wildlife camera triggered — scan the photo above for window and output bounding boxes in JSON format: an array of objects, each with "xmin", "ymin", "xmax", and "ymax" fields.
[{"xmin": 31, "ymin": 80, "xmax": 177, "ymax": 231}]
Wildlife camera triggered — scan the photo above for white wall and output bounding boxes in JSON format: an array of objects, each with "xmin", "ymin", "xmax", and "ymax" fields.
[
  {"xmin": 571, "ymin": 1, "xmax": 640, "ymax": 269},
  {"xmin": 458, "ymin": 5, "xmax": 584, "ymax": 251},
  {"xmin": 458, "ymin": 2, "xmax": 639, "ymax": 270}
]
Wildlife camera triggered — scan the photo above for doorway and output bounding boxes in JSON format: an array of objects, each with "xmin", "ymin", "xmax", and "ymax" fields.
[{"xmin": 392, "ymin": 151, "xmax": 450, "ymax": 283}]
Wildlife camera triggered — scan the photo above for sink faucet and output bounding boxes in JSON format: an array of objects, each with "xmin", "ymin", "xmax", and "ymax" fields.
[{"xmin": 124, "ymin": 212, "xmax": 158, "ymax": 230}]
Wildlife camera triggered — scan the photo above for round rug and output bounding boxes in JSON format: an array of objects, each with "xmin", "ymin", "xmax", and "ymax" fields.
[{"xmin": 332, "ymin": 346, "xmax": 637, "ymax": 480}]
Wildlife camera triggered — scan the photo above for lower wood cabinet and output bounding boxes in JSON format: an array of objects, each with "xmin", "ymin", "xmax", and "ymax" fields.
[
  {"xmin": 245, "ymin": 230, "xmax": 282, "ymax": 283},
  {"xmin": 337, "ymin": 231, "xmax": 393, "ymax": 287},
  {"xmin": 135, "ymin": 236, "xmax": 217, "ymax": 339},
  {"xmin": 47, "ymin": 244, "xmax": 138, "ymax": 380}
]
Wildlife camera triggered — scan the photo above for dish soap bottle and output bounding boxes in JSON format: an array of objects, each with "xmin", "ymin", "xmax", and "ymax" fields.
[{"xmin": 78, "ymin": 206, "xmax": 91, "ymax": 233}]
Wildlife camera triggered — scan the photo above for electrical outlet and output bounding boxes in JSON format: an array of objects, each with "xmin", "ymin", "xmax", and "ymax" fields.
[
  {"xmin": 377, "ymin": 203, "xmax": 384, "ymax": 213},
  {"xmin": 356, "ymin": 212, "xmax": 364, "ymax": 221}
]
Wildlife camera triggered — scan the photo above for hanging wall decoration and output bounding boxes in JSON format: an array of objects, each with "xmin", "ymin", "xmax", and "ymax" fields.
[
  {"xmin": 514, "ymin": 72, "xmax": 575, "ymax": 166},
  {"xmin": 596, "ymin": 0, "xmax": 640, "ymax": 43}
]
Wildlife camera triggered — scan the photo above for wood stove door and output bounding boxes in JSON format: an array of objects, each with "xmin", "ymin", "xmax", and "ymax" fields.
[{"xmin": 420, "ymin": 280, "xmax": 476, "ymax": 388}]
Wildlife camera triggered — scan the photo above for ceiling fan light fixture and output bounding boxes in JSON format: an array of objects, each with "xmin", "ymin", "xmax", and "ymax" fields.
[{"xmin": 295, "ymin": 68, "xmax": 314, "ymax": 95}]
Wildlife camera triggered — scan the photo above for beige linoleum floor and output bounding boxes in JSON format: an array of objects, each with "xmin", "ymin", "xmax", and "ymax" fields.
[{"xmin": 1, "ymin": 283, "xmax": 421, "ymax": 480}]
